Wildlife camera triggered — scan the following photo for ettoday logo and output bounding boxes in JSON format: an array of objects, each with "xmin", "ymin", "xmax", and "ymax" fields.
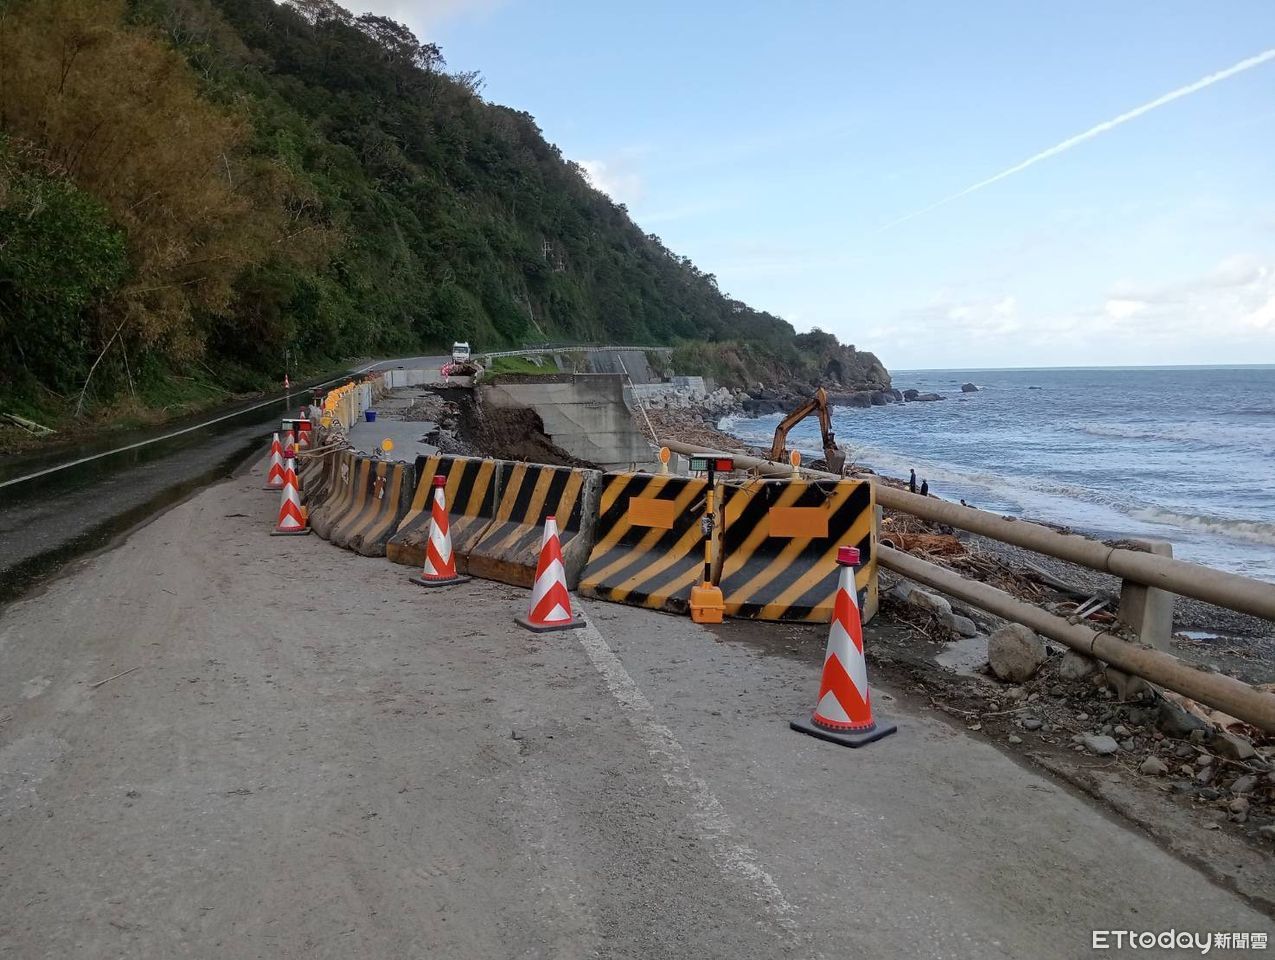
[{"xmin": 1092, "ymin": 930, "xmax": 1268, "ymax": 953}]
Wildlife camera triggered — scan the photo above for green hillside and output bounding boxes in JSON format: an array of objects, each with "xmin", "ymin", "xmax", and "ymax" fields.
[{"xmin": 0, "ymin": 0, "xmax": 888, "ymax": 426}]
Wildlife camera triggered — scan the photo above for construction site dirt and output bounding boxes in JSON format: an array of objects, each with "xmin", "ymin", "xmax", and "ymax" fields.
[{"xmin": 0, "ymin": 462, "xmax": 1267, "ymax": 958}]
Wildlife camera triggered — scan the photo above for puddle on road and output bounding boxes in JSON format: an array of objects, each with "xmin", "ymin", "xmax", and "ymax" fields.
[{"xmin": 0, "ymin": 434, "xmax": 262, "ymax": 607}]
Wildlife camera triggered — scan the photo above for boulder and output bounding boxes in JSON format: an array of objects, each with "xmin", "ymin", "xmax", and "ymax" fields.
[
  {"xmin": 1056, "ymin": 650, "xmax": 1097, "ymax": 681},
  {"xmin": 961, "ymin": 382, "xmax": 979, "ymax": 393},
  {"xmin": 1139, "ymin": 756, "xmax": 1168, "ymax": 776},
  {"xmin": 908, "ymin": 589, "xmax": 952, "ymax": 618},
  {"xmin": 741, "ymin": 398, "xmax": 785, "ymax": 417},
  {"xmin": 1212, "ymin": 731, "xmax": 1257, "ymax": 761},
  {"xmin": 987, "ymin": 624, "xmax": 1047, "ymax": 682},
  {"xmin": 889, "ymin": 388, "xmax": 904, "ymax": 402},
  {"xmin": 914, "ymin": 392, "xmax": 945, "ymax": 402},
  {"xmin": 902, "ymin": 388, "xmax": 920, "ymax": 401},
  {"xmin": 1081, "ymin": 734, "xmax": 1119, "ymax": 756},
  {"xmin": 869, "ymin": 391, "xmax": 893, "ymax": 406},
  {"xmin": 939, "ymin": 611, "xmax": 978, "ymax": 637},
  {"xmin": 1156, "ymin": 698, "xmax": 1210, "ymax": 737}
]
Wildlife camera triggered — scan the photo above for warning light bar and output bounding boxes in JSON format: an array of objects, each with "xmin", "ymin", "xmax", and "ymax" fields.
[{"xmin": 689, "ymin": 455, "xmax": 735, "ymax": 473}]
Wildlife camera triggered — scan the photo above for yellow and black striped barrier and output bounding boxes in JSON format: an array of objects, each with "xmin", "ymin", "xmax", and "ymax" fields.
[
  {"xmin": 717, "ymin": 477, "xmax": 877, "ymax": 622},
  {"xmin": 339, "ymin": 459, "xmax": 413, "ymax": 557},
  {"xmin": 468, "ymin": 461, "xmax": 601, "ymax": 588},
  {"xmin": 309, "ymin": 451, "xmax": 364, "ymax": 541},
  {"xmin": 578, "ymin": 473, "xmax": 709, "ymax": 614},
  {"xmin": 386, "ymin": 455, "xmax": 500, "ymax": 571}
]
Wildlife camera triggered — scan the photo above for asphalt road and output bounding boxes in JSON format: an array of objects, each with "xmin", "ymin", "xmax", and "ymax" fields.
[
  {"xmin": 0, "ymin": 357, "xmax": 448, "ymax": 603},
  {"xmin": 0, "ymin": 460, "xmax": 1266, "ymax": 958}
]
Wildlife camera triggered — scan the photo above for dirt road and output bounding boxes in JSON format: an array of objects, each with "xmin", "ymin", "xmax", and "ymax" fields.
[{"xmin": 0, "ymin": 465, "xmax": 1267, "ymax": 958}]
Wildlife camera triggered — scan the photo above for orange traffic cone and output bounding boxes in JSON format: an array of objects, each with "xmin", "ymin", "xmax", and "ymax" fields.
[
  {"xmin": 271, "ymin": 458, "xmax": 310, "ymax": 536},
  {"xmin": 296, "ymin": 419, "xmax": 312, "ymax": 451},
  {"xmin": 790, "ymin": 546, "xmax": 895, "ymax": 747},
  {"xmin": 283, "ymin": 427, "xmax": 296, "ymax": 455},
  {"xmin": 410, "ymin": 476, "xmax": 470, "ymax": 587},
  {"xmin": 516, "ymin": 516, "xmax": 584, "ymax": 633},
  {"xmin": 263, "ymin": 433, "xmax": 286, "ymax": 490}
]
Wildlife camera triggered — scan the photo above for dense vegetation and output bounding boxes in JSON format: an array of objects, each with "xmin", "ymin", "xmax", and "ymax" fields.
[{"xmin": 0, "ymin": 0, "xmax": 886, "ymax": 426}]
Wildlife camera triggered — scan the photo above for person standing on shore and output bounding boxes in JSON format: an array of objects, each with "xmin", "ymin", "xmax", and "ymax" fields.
[
  {"xmin": 920, "ymin": 479, "xmax": 929, "ymax": 497},
  {"xmin": 909, "ymin": 469, "xmax": 917, "ymax": 493}
]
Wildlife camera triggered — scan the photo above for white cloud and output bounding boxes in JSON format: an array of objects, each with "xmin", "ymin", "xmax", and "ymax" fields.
[
  {"xmin": 1105, "ymin": 298, "xmax": 1147, "ymax": 320},
  {"xmin": 1246, "ymin": 294, "xmax": 1275, "ymax": 330},
  {"xmin": 864, "ymin": 252, "xmax": 1275, "ymax": 367},
  {"xmin": 355, "ymin": 0, "xmax": 504, "ymax": 29},
  {"xmin": 579, "ymin": 158, "xmax": 644, "ymax": 205}
]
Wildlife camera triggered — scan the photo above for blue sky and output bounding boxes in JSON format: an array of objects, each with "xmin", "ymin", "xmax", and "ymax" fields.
[{"xmin": 363, "ymin": 0, "xmax": 1275, "ymax": 369}]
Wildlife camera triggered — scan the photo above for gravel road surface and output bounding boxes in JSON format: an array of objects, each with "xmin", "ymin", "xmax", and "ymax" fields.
[{"xmin": 0, "ymin": 464, "xmax": 1267, "ymax": 958}]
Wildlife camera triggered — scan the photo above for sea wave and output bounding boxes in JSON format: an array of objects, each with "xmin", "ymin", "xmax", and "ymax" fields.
[
  {"xmin": 1129, "ymin": 508, "xmax": 1275, "ymax": 547},
  {"xmin": 1071, "ymin": 421, "xmax": 1275, "ymax": 454}
]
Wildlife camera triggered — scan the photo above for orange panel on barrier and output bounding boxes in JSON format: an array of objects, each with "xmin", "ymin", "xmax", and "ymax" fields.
[
  {"xmin": 767, "ymin": 506, "xmax": 829, "ymax": 539},
  {"xmin": 626, "ymin": 496, "xmax": 676, "ymax": 530}
]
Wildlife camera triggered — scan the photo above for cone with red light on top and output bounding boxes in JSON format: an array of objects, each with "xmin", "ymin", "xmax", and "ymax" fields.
[
  {"xmin": 516, "ymin": 516, "xmax": 585, "ymax": 633},
  {"xmin": 790, "ymin": 546, "xmax": 896, "ymax": 747},
  {"xmin": 263, "ymin": 433, "xmax": 286, "ymax": 490},
  {"xmin": 271, "ymin": 459, "xmax": 310, "ymax": 536},
  {"xmin": 410, "ymin": 476, "xmax": 470, "ymax": 587}
]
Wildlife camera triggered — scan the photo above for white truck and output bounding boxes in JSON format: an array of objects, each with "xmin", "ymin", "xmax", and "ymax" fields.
[{"xmin": 451, "ymin": 341, "xmax": 471, "ymax": 363}]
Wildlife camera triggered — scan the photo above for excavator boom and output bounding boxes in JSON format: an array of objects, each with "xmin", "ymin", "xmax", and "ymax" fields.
[{"xmin": 769, "ymin": 387, "xmax": 847, "ymax": 475}]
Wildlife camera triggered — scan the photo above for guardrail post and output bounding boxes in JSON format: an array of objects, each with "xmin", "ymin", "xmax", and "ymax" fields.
[{"xmin": 1118, "ymin": 539, "xmax": 1174, "ymax": 651}]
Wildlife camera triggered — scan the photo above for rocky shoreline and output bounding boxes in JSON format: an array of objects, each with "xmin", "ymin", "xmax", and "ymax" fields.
[{"xmin": 633, "ymin": 376, "xmax": 975, "ymax": 419}]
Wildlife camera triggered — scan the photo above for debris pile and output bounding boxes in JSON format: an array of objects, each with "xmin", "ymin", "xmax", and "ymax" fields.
[{"xmin": 874, "ymin": 592, "xmax": 1275, "ymax": 848}]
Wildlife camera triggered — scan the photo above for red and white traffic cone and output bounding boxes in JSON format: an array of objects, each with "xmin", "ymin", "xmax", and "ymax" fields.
[
  {"xmin": 296, "ymin": 419, "xmax": 312, "ymax": 452},
  {"xmin": 516, "ymin": 516, "xmax": 584, "ymax": 633},
  {"xmin": 263, "ymin": 433, "xmax": 286, "ymax": 490},
  {"xmin": 410, "ymin": 476, "xmax": 469, "ymax": 587},
  {"xmin": 271, "ymin": 458, "xmax": 310, "ymax": 536},
  {"xmin": 790, "ymin": 546, "xmax": 896, "ymax": 747},
  {"xmin": 283, "ymin": 427, "xmax": 296, "ymax": 455}
]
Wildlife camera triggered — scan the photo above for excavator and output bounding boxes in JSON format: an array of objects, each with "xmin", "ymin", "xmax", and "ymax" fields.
[{"xmin": 769, "ymin": 387, "xmax": 847, "ymax": 475}]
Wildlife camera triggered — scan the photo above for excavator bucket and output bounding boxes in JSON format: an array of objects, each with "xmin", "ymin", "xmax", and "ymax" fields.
[{"xmin": 824, "ymin": 447, "xmax": 847, "ymax": 475}]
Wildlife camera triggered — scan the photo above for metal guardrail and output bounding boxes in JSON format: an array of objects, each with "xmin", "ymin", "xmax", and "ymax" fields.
[
  {"xmin": 661, "ymin": 439, "xmax": 1275, "ymax": 733},
  {"xmin": 475, "ymin": 345, "xmax": 673, "ymax": 362}
]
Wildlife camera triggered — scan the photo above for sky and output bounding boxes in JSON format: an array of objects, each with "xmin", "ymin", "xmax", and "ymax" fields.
[{"xmin": 356, "ymin": 0, "xmax": 1275, "ymax": 369}]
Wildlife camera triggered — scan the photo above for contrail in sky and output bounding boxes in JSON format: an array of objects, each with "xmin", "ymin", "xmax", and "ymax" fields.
[{"xmin": 879, "ymin": 47, "xmax": 1275, "ymax": 232}]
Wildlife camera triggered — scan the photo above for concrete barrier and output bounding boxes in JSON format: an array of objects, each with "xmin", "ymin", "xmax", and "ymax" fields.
[
  {"xmin": 309, "ymin": 452, "xmax": 363, "ymax": 540},
  {"xmin": 578, "ymin": 473, "xmax": 708, "ymax": 614},
  {"xmin": 340, "ymin": 460, "xmax": 413, "ymax": 557},
  {"xmin": 386, "ymin": 455, "xmax": 500, "ymax": 571},
  {"xmin": 717, "ymin": 478, "xmax": 877, "ymax": 623},
  {"xmin": 467, "ymin": 461, "xmax": 602, "ymax": 588}
]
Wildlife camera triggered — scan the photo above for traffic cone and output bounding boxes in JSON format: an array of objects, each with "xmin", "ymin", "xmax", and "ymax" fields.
[
  {"xmin": 410, "ymin": 476, "xmax": 470, "ymax": 588},
  {"xmin": 790, "ymin": 546, "xmax": 896, "ymax": 747},
  {"xmin": 283, "ymin": 427, "xmax": 296, "ymax": 455},
  {"xmin": 516, "ymin": 516, "xmax": 584, "ymax": 633},
  {"xmin": 296, "ymin": 419, "xmax": 312, "ymax": 451},
  {"xmin": 270, "ymin": 458, "xmax": 310, "ymax": 536},
  {"xmin": 263, "ymin": 433, "xmax": 286, "ymax": 490}
]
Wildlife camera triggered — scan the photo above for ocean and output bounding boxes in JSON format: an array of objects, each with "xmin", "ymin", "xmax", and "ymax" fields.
[{"xmin": 719, "ymin": 366, "xmax": 1275, "ymax": 583}]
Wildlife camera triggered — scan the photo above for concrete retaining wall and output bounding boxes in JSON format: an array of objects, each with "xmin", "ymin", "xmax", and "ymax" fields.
[{"xmin": 480, "ymin": 374, "xmax": 656, "ymax": 470}]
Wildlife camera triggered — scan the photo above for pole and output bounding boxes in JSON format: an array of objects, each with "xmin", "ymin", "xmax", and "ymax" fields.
[{"xmin": 702, "ymin": 466, "xmax": 715, "ymax": 586}]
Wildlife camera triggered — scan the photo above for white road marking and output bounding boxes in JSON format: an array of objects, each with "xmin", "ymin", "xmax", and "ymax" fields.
[
  {"xmin": 575, "ymin": 616, "xmax": 799, "ymax": 936},
  {"xmin": 0, "ymin": 358, "xmax": 409, "ymax": 490}
]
